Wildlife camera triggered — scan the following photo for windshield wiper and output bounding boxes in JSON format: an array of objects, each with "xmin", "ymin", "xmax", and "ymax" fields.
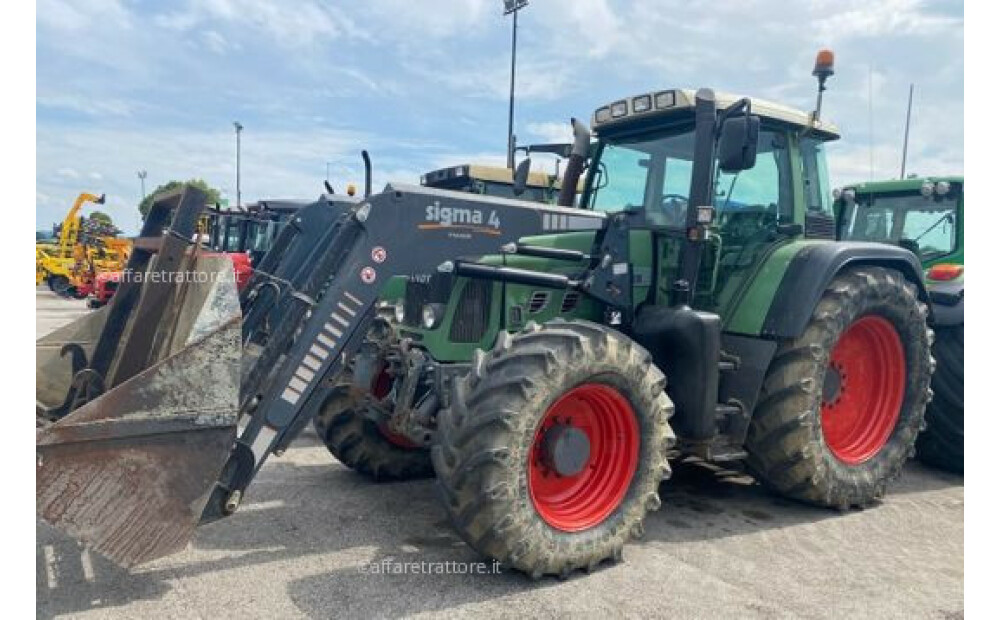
[{"xmin": 913, "ymin": 212, "xmax": 954, "ymax": 243}]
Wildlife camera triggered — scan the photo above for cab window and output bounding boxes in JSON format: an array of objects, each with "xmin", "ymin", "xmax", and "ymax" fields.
[{"xmin": 801, "ymin": 137, "xmax": 833, "ymax": 216}]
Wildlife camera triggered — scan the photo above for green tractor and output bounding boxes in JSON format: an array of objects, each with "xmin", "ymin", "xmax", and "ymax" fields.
[
  {"xmin": 37, "ymin": 52, "xmax": 936, "ymax": 578},
  {"xmin": 835, "ymin": 176, "xmax": 963, "ymax": 472},
  {"xmin": 305, "ymin": 55, "xmax": 935, "ymax": 572}
]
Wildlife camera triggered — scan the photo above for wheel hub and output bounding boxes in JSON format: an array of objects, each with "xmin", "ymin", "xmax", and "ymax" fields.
[
  {"xmin": 527, "ymin": 383, "xmax": 640, "ymax": 532},
  {"xmin": 539, "ymin": 424, "xmax": 591, "ymax": 477}
]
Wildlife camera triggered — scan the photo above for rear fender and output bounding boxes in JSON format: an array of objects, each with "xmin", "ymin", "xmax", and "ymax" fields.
[{"xmin": 760, "ymin": 242, "xmax": 930, "ymax": 340}]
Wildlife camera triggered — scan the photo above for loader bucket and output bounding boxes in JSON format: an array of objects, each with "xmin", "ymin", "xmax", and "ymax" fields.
[{"xmin": 36, "ymin": 255, "xmax": 241, "ymax": 568}]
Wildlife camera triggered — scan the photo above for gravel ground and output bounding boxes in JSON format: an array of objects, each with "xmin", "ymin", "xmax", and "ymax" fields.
[{"xmin": 35, "ymin": 288, "xmax": 964, "ymax": 619}]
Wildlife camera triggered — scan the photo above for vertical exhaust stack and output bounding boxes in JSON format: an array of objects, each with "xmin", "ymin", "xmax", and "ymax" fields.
[
  {"xmin": 362, "ymin": 150, "xmax": 372, "ymax": 198},
  {"xmin": 557, "ymin": 118, "xmax": 591, "ymax": 207}
]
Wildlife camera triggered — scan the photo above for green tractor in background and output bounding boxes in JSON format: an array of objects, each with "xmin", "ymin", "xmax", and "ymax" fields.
[{"xmin": 835, "ymin": 177, "xmax": 964, "ymax": 472}]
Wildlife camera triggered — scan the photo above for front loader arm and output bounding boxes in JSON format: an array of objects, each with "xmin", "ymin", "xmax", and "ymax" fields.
[
  {"xmin": 36, "ymin": 187, "xmax": 609, "ymax": 569},
  {"xmin": 203, "ymin": 185, "xmax": 608, "ymax": 522}
]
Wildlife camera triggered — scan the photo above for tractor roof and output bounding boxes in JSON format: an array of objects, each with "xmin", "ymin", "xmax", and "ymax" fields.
[
  {"xmin": 841, "ymin": 175, "xmax": 964, "ymax": 195},
  {"xmin": 422, "ymin": 164, "xmax": 553, "ymax": 188},
  {"xmin": 592, "ymin": 88, "xmax": 840, "ymax": 140}
]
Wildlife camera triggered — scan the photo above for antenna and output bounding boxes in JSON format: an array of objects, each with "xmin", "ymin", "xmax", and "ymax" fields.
[
  {"xmin": 868, "ymin": 65, "xmax": 875, "ymax": 181},
  {"xmin": 900, "ymin": 83, "xmax": 914, "ymax": 179}
]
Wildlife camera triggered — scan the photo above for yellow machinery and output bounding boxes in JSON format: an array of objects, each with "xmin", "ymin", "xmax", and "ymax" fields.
[{"xmin": 36, "ymin": 192, "xmax": 117, "ymax": 296}]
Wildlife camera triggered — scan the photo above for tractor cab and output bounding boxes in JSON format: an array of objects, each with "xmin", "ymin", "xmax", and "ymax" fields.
[
  {"xmin": 205, "ymin": 199, "xmax": 307, "ymax": 263},
  {"xmin": 399, "ymin": 87, "xmax": 843, "ymax": 361},
  {"xmin": 581, "ymin": 88, "xmax": 840, "ymax": 314},
  {"xmin": 834, "ymin": 176, "xmax": 963, "ymax": 267}
]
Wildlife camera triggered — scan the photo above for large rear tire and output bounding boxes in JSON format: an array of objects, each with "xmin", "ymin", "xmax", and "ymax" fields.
[
  {"xmin": 432, "ymin": 320, "xmax": 675, "ymax": 578},
  {"xmin": 313, "ymin": 375, "xmax": 434, "ymax": 482},
  {"xmin": 746, "ymin": 266, "xmax": 933, "ymax": 508},
  {"xmin": 916, "ymin": 324, "xmax": 963, "ymax": 472}
]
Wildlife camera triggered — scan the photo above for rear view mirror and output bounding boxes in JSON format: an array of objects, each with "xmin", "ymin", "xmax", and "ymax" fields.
[
  {"xmin": 718, "ymin": 115, "xmax": 760, "ymax": 173},
  {"xmin": 512, "ymin": 157, "xmax": 532, "ymax": 196}
]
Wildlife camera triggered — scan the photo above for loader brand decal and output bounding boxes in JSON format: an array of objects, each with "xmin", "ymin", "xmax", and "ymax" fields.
[
  {"xmin": 420, "ymin": 200, "xmax": 502, "ymax": 236},
  {"xmin": 371, "ymin": 246, "xmax": 387, "ymax": 263},
  {"xmin": 360, "ymin": 266, "xmax": 377, "ymax": 284},
  {"xmin": 281, "ymin": 290, "xmax": 366, "ymax": 406}
]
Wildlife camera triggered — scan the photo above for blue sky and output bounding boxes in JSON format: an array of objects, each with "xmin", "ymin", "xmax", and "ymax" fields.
[{"xmin": 36, "ymin": 0, "xmax": 963, "ymax": 233}]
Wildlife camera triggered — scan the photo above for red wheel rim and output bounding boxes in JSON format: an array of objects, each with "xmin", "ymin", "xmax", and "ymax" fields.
[
  {"xmin": 528, "ymin": 383, "xmax": 640, "ymax": 532},
  {"xmin": 370, "ymin": 366, "xmax": 420, "ymax": 449},
  {"xmin": 821, "ymin": 315, "xmax": 905, "ymax": 465}
]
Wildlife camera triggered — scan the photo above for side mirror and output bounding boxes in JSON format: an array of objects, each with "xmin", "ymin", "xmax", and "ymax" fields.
[
  {"xmin": 512, "ymin": 157, "xmax": 532, "ymax": 196},
  {"xmin": 718, "ymin": 115, "xmax": 760, "ymax": 173}
]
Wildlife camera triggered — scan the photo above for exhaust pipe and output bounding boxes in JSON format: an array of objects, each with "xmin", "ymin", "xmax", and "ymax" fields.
[
  {"xmin": 556, "ymin": 118, "xmax": 591, "ymax": 207},
  {"xmin": 362, "ymin": 150, "xmax": 372, "ymax": 198}
]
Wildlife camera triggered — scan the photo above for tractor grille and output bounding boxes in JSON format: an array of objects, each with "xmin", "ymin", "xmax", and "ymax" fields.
[
  {"xmin": 403, "ymin": 273, "xmax": 453, "ymax": 326},
  {"xmin": 449, "ymin": 280, "xmax": 492, "ymax": 343},
  {"xmin": 561, "ymin": 291, "xmax": 580, "ymax": 313},
  {"xmin": 805, "ymin": 212, "xmax": 836, "ymax": 239},
  {"xmin": 528, "ymin": 291, "xmax": 550, "ymax": 313}
]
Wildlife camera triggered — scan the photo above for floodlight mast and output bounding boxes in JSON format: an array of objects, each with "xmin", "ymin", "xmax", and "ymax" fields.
[{"xmin": 503, "ymin": 0, "xmax": 529, "ymax": 169}]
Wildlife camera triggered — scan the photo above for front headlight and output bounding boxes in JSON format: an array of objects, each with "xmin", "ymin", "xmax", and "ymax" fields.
[
  {"xmin": 421, "ymin": 304, "xmax": 443, "ymax": 329},
  {"xmin": 394, "ymin": 301, "xmax": 406, "ymax": 323}
]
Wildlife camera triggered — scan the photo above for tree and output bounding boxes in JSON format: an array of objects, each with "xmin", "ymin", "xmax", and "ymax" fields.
[
  {"xmin": 138, "ymin": 178, "xmax": 222, "ymax": 219},
  {"xmin": 89, "ymin": 211, "xmax": 113, "ymax": 226}
]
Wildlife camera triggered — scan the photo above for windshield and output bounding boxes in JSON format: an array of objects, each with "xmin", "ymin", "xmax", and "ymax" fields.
[
  {"xmin": 587, "ymin": 125, "xmax": 793, "ymax": 228},
  {"xmin": 588, "ymin": 127, "xmax": 695, "ymax": 222},
  {"xmin": 839, "ymin": 192, "xmax": 959, "ymax": 259}
]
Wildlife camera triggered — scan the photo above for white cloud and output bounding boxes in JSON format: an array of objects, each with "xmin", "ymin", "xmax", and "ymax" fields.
[
  {"xmin": 155, "ymin": 0, "xmax": 370, "ymax": 47},
  {"xmin": 202, "ymin": 30, "xmax": 239, "ymax": 55},
  {"xmin": 37, "ymin": 0, "xmax": 131, "ymax": 32},
  {"xmin": 36, "ymin": 0, "xmax": 963, "ymax": 233},
  {"xmin": 526, "ymin": 121, "xmax": 573, "ymax": 144},
  {"xmin": 816, "ymin": 0, "xmax": 961, "ymax": 41},
  {"xmin": 37, "ymin": 94, "xmax": 135, "ymax": 117},
  {"xmin": 360, "ymin": 0, "xmax": 493, "ymax": 39}
]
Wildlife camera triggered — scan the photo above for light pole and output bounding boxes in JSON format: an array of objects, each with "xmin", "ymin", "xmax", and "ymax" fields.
[
  {"xmin": 233, "ymin": 121, "xmax": 243, "ymax": 208},
  {"xmin": 137, "ymin": 170, "xmax": 147, "ymax": 200},
  {"xmin": 503, "ymin": 0, "xmax": 529, "ymax": 169}
]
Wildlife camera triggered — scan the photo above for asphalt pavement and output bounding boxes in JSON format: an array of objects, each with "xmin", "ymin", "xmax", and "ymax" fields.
[{"xmin": 35, "ymin": 288, "xmax": 964, "ymax": 619}]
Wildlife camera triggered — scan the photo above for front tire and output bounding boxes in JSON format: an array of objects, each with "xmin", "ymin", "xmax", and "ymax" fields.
[
  {"xmin": 313, "ymin": 376, "xmax": 434, "ymax": 482},
  {"xmin": 916, "ymin": 324, "xmax": 963, "ymax": 472},
  {"xmin": 747, "ymin": 266, "xmax": 933, "ymax": 508},
  {"xmin": 433, "ymin": 320, "xmax": 675, "ymax": 578},
  {"xmin": 47, "ymin": 275, "xmax": 73, "ymax": 297}
]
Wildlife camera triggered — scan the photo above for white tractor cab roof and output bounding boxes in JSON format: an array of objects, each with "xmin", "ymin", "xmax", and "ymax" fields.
[
  {"xmin": 422, "ymin": 164, "xmax": 555, "ymax": 189},
  {"xmin": 591, "ymin": 88, "xmax": 840, "ymax": 141}
]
